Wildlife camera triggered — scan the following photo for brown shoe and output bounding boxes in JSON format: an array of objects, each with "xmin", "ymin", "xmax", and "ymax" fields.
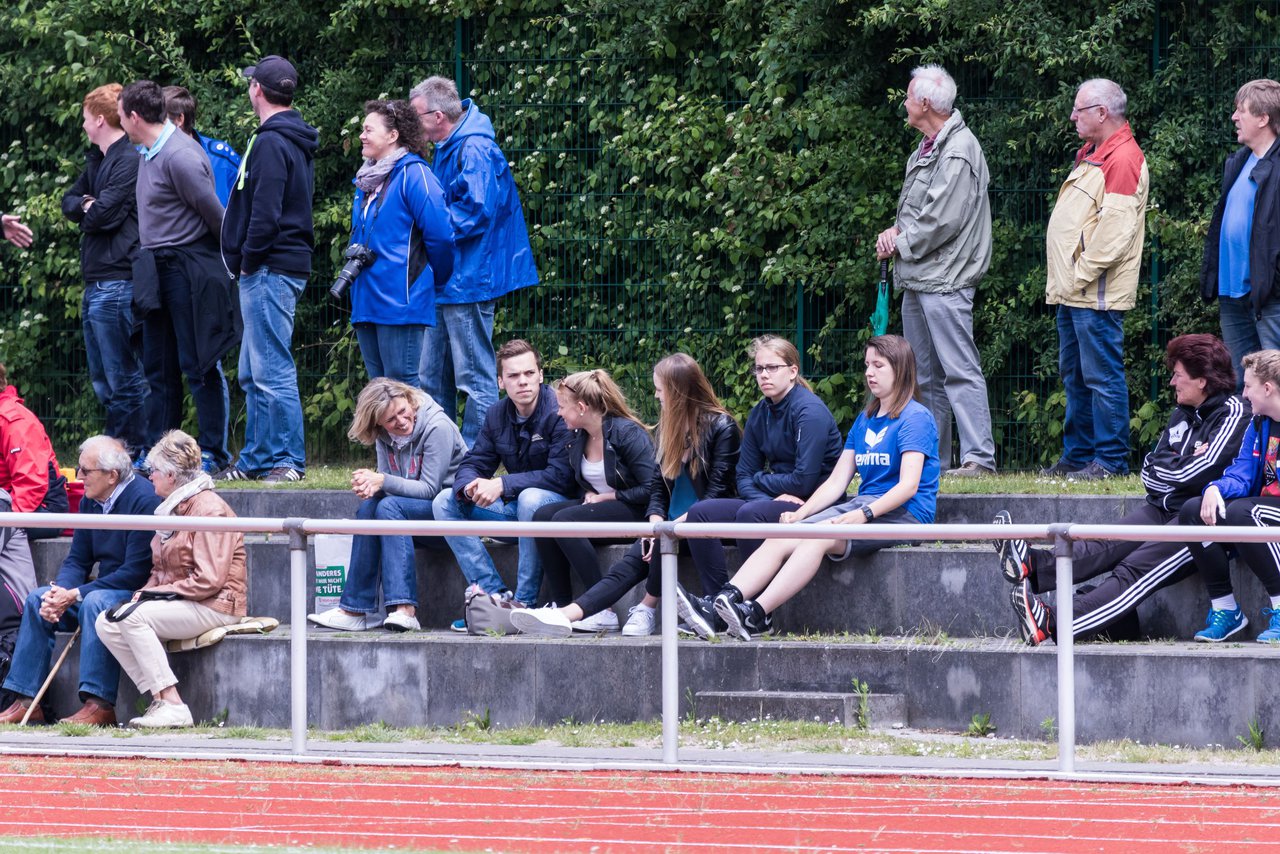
[
  {"xmin": 59, "ymin": 700, "xmax": 116, "ymax": 727},
  {"xmin": 0, "ymin": 698, "xmax": 42, "ymax": 725}
]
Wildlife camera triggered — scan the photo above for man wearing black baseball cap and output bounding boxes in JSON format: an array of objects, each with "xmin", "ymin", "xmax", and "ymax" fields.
[{"xmin": 219, "ymin": 54, "xmax": 319, "ymax": 485}]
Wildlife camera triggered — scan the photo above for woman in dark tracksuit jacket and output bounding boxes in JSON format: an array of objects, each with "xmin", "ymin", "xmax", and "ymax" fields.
[
  {"xmin": 685, "ymin": 335, "xmax": 841, "ymax": 597},
  {"xmin": 1181, "ymin": 348, "xmax": 1280, "ymax": 642},
  {"xmin": 532, "ymin": 369, "xmax": 657, "ymax": 608},
  {"xmin": 515, "ymin": 354, "xmax": 741, "ymax": 637}
]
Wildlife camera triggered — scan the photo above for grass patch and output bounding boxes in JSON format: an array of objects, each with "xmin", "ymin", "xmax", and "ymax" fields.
[
  {"xmin": 940, "ymin": 472, "xmax": 1143, "ymax": 495},
  {"xmin": 213, "ymin": 465, "xmax": 355, "ymax": 490}
]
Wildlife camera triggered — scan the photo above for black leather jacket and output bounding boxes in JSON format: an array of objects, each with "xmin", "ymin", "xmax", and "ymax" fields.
[
  {"xmin": 645, "ymin": 411, "xmax": 741, "ymax": 519},
  {"xmin": 564, "ymin": 415, "xmax": 657, "ymax": 511}
]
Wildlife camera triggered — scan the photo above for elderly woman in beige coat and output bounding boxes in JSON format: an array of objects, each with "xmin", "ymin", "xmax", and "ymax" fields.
[{"xmin": 97, "ymin": 430, "xmax": 246, "ymax": 728}]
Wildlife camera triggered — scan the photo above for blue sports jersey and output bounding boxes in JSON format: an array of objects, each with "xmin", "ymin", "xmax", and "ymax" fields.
[{"xmin": 843, "ymin": 399, "xmax": 940, "ymax": 523}]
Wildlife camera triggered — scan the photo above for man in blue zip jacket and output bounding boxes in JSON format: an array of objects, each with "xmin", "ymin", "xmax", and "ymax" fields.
[
  {"xmin": 432, "ymin": 340, "xmax": 574, "ymax": 622},
  {"xmin": 219, "ymin": 55, "xmax": 319, "ymax": 485},
  {"xmin": 0, "ymin": 436, "xmax": 161, "ymax": 727},
  {"xmin": 410, "ymin": 76, "xmax": 539, "ymax": 447}
]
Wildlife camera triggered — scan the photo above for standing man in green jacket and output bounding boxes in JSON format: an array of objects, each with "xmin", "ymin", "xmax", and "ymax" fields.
[{"xmin": 875, "ymin": 64, "xmax": 995, "ymax": 477}]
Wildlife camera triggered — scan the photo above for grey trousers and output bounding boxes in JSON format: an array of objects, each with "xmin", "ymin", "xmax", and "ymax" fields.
[{"xmin": 901, "ymin": 287, "xmax": 996, "ymax": 470}]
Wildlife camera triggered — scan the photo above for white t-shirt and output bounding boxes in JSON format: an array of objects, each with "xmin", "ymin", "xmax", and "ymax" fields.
[{"xmin": 580, "ymin": 456, "xmax": 609, "ymax": 495}]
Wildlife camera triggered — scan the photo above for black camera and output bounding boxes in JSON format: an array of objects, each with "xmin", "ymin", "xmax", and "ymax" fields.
[{"xmin": 329, "ymin": 243, "xmax": 375, "ymax": 301}]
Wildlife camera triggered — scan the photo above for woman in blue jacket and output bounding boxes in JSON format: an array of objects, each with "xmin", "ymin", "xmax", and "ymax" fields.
[
  {"xmin": 684, "ymin": 335, "xmax": 841, "ymax": 600},
  {"xmin": 529, "ymin": 369, "xmax": 657, "ymax": 610},
  {"xmin": 348, "ymin": 100, "xmax": 453, "ymax": 383},
  {"xmin": 1180, "ymin": 348, "xmax": 1280, "ymax": 642}
]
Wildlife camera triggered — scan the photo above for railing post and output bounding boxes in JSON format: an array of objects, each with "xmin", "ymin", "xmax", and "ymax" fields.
[
  {"xmin": 284, "ymin": 519, "xmax": 308, "ymax": 756},
  {"xmin": 1051, "ymin": 523, "xmax": 1075, "ymax": 773},
  {"xmin": 655, "ymin": 521, "xmax": 680, "ymax": 764}
]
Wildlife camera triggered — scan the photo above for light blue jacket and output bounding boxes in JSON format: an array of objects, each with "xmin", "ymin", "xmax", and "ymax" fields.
[
  {"xmin": 350, "ymin": 153, "xmax": 454, "ymax": 326},
  {"xmin": 430, "ymin": 101, "xmax": 538, "ymax": 304}
]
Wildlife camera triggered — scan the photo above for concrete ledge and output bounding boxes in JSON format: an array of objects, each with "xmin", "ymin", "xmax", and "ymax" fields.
[
  {"xmin": 695, "ymin": 689, "xmax": 906, "ymax": 728},
  {"xmin": 35, "ymin": 630, "xmax": 1277, "ymax": 748}
]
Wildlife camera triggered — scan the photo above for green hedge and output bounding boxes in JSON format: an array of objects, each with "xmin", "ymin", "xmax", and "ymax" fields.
[{"xmin": 0, "ymin": 0, "xmax": 1270, "ymax": 466}]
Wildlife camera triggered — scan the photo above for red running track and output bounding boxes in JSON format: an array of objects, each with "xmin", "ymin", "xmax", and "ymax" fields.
[{"xmin": 0, "ymin": 757, "xmax": 1274, "ymax": 852}]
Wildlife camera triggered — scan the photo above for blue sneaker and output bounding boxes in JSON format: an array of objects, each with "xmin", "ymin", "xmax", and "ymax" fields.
[
  {"xmin": 200, "ymin": 452, "xmax": 225, "ymax": 477},
  {"xmin": 450, "ymin": 618, "xmax": 468, "ymax": 633},
  {"xmin": 1257, "ymin": 608, "xmax": 1280, "ymax": 643},
  {"xmin": 1195, "ymin": 608, "xmax": 1248, "ymax": 642}
]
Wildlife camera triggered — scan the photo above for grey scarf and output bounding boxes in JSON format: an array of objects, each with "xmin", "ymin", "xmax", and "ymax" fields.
[{"xmin": 354, "ymin": 147, "xmax": 409, "ymax": 193}]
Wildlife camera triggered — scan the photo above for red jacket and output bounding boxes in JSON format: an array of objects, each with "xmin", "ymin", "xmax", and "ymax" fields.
[{"xmin": 0, "ymin": 386, "xmax": 59, "ymax": 512}]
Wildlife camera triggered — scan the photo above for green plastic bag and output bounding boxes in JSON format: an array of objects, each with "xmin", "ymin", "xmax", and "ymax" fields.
[{"xmin": 870, "ymin": 259, "xmax": 890, "ymax": 336}]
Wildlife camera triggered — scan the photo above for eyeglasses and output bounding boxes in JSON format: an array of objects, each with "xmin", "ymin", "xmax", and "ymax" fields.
[
  {"xmin": 752, "ymin": 363, "xmax": 790, "ymax": 376},
  {"xmin": 1071, "ymin": 103, "xmax": 1104, "ymax": 116},
  {"xmin": 75, "ymin": 466, "xmax": 106, "ymax": 476}
]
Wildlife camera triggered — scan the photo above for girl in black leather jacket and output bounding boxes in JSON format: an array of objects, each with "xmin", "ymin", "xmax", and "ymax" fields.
[
  {"xmin": 531, "ymin": 368, "xmax": 656, "ymax": 607},
  {"xmin": 515, "ymin": 354, "xmax": 741, "ymax": 637}
]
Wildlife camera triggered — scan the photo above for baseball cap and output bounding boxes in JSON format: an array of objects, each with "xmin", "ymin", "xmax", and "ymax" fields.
[{"xmin": 242, "ymin": 55, "xmax": 298, "ymax": 96}]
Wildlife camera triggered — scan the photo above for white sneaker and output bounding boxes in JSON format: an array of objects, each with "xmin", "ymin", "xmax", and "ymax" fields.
[
  {"xmin": 306, "ymin": 608, "xmax": 368, "ymax": 631},
  {"xmin": 130, "ymin": 700, "xmax": 194, "ymax": 728},
  {"xmin": 621, "ymin": 603, "xmax": 657, "ymax": 636},
  {"xmin": 571, "ymin": 608, "xmax": 620, "ymax": 633},
  {"xmin": 509, "ymin": 606, "xmax": 572, "ymax": 637},
  {"xmin": 383, "ymin": 611, "xmax": 421, "ymax": 632}
]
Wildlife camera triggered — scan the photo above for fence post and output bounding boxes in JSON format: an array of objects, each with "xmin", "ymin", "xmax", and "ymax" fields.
[
  {"xmin": 1051, "ymin": 522, "xmax": 1075, "ymax": 773},
  {"xmin": 655, "ymin": 521, "xmax": 680, "ymax": 764},
  {"xmin": 284, "ymin": 518, "xmax": 309, "ymax": 756}
]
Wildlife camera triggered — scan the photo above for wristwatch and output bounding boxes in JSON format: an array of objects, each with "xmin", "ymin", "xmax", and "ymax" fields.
[{"xmin": 862, "ymin": 505, "xmax": 875, "ymax": 522}]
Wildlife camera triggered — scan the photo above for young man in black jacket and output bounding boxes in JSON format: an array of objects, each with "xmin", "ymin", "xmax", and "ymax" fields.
[
  {"xmin": 998, "ymin": 334, "xmax": 1250, "ymax": 645},
  {"xmin": 432, "ymin": 340, "xmax": 575, "ymax": 622},
  {"xmin": 62, "ymin": 83, "xmax": 147, "ymax": 461},
  {"xmin": 219, "ymin": 55, "xmax": 319, "ymax": 485}
]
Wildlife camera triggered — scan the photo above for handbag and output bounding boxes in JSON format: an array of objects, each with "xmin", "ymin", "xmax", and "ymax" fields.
[
  {"xmin": 464, "ymin": 587, "xmax": 520, "ymax": 636},
  {"xmin": 106, "ymin": 590, "xmax": 184, "ymax": 623}
]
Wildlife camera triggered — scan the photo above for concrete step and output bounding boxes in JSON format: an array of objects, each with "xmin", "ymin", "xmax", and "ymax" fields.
[
  {"xmin": 695, "ymin": 689, "xmax": 907, "ymax": 728},
  {"xmin": 34, "ymin": 629, "xmax": 1278, "ymax": 748},
  {"xmin": 30, "ymin": 537, "xmax": 1274, "ymax": 643}
]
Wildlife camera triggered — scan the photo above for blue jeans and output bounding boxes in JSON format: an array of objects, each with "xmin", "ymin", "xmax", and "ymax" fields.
[
  {"xmin": 1219, "ymin": 294, "xmax": 1280, "ymax": 392},
  {"xmin": 2, "ymin": 587, "xmax": 132, "ymax": 704},
  {"xmin": 338, "ymin": 494, "xmax": 435, "ymax": 613},
  {"xmin": 236, "ymin": 268, "xmax": 306, "ymax": 474},
  {"xmin": 82, "ymin": 280, "xmax": 147, "ymax": 455},
  {"xmin": 143, "ymin": 256, "xmax": 231, "ymax": 467},
  {"xmin": 419, "ymin": 301, "xmax": 498, "ymax": 447},
  {"xmin": 432, "ymin": 486, "xmax": 568, "ymax": 606},
  {"xmin": 1056, "ymin": 305, "xmax": 1130, "ymax": 474},
  {"xmin": 354, "ymin": 323, "xmax": 425, "ymax": 385}
]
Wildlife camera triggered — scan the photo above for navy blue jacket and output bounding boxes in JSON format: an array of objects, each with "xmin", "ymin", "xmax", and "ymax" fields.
[
  {"xmin": 452, "ymin": 384, "xmax": 576, "ymax": 500},
  {"xmin": 220, "ymin": 111, "xmax": 318, "ymax": 278},
  {"xmin": 737, "ymin": 385, "xmax": 842, "ymax": 502},
  {"xmin": 564, "ymin": 415, "xmax": 657, "ymax": 512},
  {"xmin": 53, "ymin": 474, "xmax": 161, "ymax": 596},
  {"xmin": 645, "ymin": 412, "xmax": 741, "ymax": 519}
]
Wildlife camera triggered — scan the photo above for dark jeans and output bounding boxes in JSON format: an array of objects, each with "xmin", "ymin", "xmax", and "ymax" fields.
[
  {"xmin": 1181, "ymin": 495, "xmax": 1280, "ymax": 600},
  {"xmin": 82, "ymin": 279, "xmax": 147, "ymax": 455},
  {"xmin": 685, "ymin": 497, "xmax": 799, "ymax": 595},
  {"xmin": 534, "ymin": 498, "xmax": 643, "ymax": 607},
  {"xmin": 1027, "ymin": 502, "xmax": 1193, "ymax": 640},
  {"xmin": 142, "ymin": 254, "xmax": 230, "ymax": 466},
  {"xmin": 575, "ymin": 539, "xmax": 690, "ymax": 617}
]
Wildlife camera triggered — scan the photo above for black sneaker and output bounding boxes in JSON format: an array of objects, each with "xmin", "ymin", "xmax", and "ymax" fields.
[
  {"xmin": 1040, "ymin": 459, "xmax": 1082, "ymax": 477},
  {"xmin": 217, "ymin": 467, "xmax": 253, "ymax": 482},
  {"xmin": 674, "ymin": 584, "xmax": 723, "ymax": 640},
  {"xmin": 1067, "ymin": 461, "xmax": 1122, "ymax": 482},
  {"xmin": 715, "ymin": 594, "xmax": 772, "ymax": 641},
  {"xmin": 1010, "ymin": 579, "xmax": 1052, "ymax": 646},
  {"xmin": 262, "ymin": 466, "xmax": 304, "ymax": 485},
  {"xmin": 992, "ymin": 510, "xmax": 1030, "ymax": 583}
]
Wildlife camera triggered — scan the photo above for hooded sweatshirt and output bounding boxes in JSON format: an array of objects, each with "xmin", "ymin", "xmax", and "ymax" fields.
[
  {"xmin": 374, "ymin": 397, "xmax": 468, "ymax": 501},
  {"xmin": 221, "ymin": 109, "xmax": 319, "ymax": 278},
  {"xmin": 430, "ymin": 100, "xmax": 539, "ymax": 304}
]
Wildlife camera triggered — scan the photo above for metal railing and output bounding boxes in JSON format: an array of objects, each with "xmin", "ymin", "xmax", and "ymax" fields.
[{"xmin": 4, "ymin": 510, "xmax": 1275, "ymax": 773}]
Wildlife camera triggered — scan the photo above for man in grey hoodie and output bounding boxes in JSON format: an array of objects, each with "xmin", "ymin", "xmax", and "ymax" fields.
[{"xmin": 875, "ymin": 64, "xmax": 996, "ymax": 478}]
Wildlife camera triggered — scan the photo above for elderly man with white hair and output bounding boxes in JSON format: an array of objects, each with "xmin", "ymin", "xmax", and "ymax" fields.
[
  {"xmin": 1042, "ymin": 78, "xmax": 1149, "ymax": 481},
  {"xmin": 876, "ymin": 64, "xmax": 996, "ymax": 477}
]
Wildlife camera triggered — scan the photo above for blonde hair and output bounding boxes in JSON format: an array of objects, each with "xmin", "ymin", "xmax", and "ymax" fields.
[
  {"xmin": 653, "ymin": 353, "xmax": 735, "ymax": 481},
  {"xmin": 749, "ymin": 334, "xmax": 813, "ymax": 391},
  {"xmin": 554, "ymin": 369, "xmax": 646, "ymax": 430},
  {"xmin": 146, "ymin": 430, "xmax": 203, "ymax": 485},
  {"xmin": 864, "ymin": 334, "xmax": 919, "ymax": 418},
  {"xmin": 348, "ymin": 378, "xmax": 427, "ymax": 446},
  {"xmin": 1243, "ymin": 350, "xmax": 1280, "ymax": 386}
]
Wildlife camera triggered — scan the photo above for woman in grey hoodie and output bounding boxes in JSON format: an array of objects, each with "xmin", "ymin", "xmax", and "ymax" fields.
[{"xmin": 307, "ymin": 379, "xmax": 466, "ymax": 632}]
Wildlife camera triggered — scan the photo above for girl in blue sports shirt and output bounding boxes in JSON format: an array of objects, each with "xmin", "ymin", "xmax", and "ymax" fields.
[{"xmin": 680, "ymin": 334, "xmax": 940, "ymax": 641}]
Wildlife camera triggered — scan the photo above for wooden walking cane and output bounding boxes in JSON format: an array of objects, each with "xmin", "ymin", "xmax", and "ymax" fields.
[{"xmin": 21, "ymin": 627, "xmax": 80, "ymax": 725}]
